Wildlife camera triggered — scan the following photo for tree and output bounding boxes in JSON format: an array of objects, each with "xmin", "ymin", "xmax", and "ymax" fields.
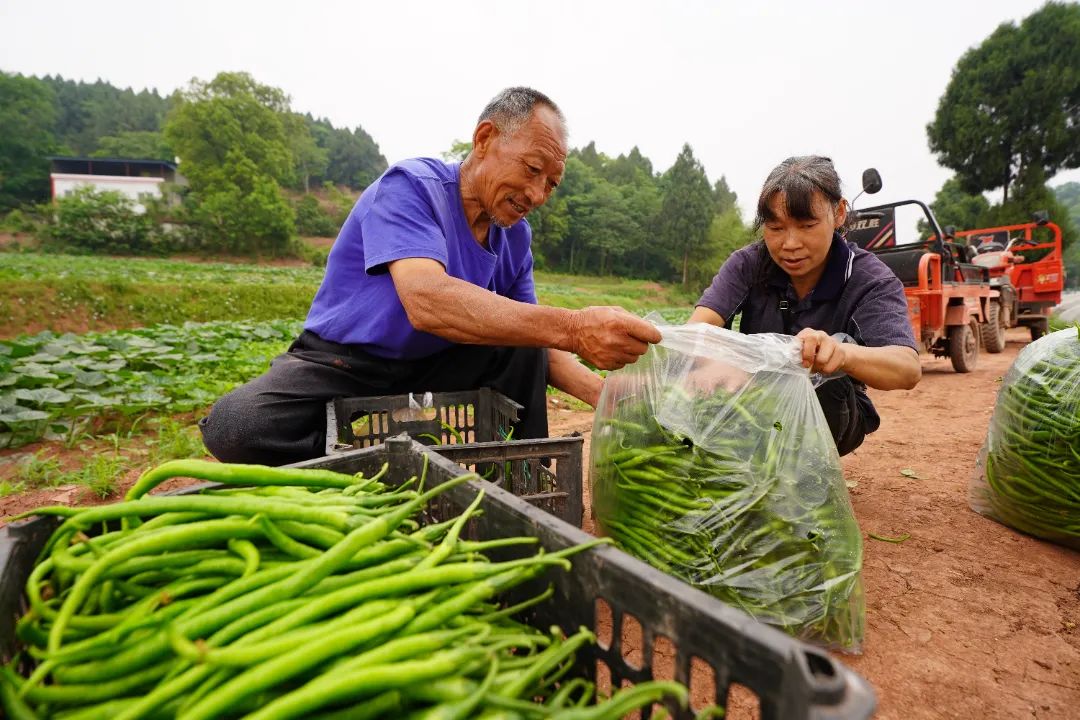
[
  {"xmin": 712, "ymin": 176, "xmax": 738, "ymax": 215},
  {"xmin": 918, "ymin": 175, "xmax": 991, "ymax": 237},
  {"xmin": 687, "ymin": 209, "xmax": 753, "ymax": 290},
  {"xmin": 442, "ymin": 140, "xmax": 473, "ymax": 162},
  {"xmin": 657, "ymin": 144, "xmax": 715, "ymax": 288},
  {"xmin": 92, "ymin": 130, "xmax": 173, "ymax": 160},
  {"xmin": 0, "ymin": 72, "xmax": 58, "ymax": 209},
  {"xmin": 318, "ymin": 121, "xmax": 387, "ymax": 189},
  {"xmin": 164, "ymin": 72, "xmax": 298, "ymax": 253},
  {"xmin": 166, "ymin": 72, "xmax": 297, "ymax": 188},
  {"xmin": 285, "ymin": 114, "xmax": 328, "ymax": 192},
  {"xmin": 927, "ymin": 2, "xmax": 1080, "ymax": 203},
  {"xmin": 189, "ymin": 151, "xmax": 296, "ymax": 255}
]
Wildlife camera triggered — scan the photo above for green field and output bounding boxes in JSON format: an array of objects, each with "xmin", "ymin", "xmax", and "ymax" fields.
[{"xmin": 0, "ymin": 253, "xmax": 695, "ymax": 337}]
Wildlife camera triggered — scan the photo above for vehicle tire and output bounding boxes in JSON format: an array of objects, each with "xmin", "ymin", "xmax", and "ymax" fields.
[
  {"xmin": 980, "ymin": 301, "xmax": 1006, "ymax": 353},
  {"xmin": 949, "ymin": 320, "xmax": 979, "ymax": 373},
  {"xmin": 1029, "ymin": 319, "xmax": 1048, "ymax": 342}
]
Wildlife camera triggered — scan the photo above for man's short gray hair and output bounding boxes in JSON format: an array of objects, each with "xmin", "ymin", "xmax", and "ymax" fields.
[{"xmin": 478, "ymin": 87, "xmax": 566, "ymax": 139}]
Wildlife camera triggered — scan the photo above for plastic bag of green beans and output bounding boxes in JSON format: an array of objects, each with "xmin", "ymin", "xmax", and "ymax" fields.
[
  {"xmin": 590, "ymin": 323, "xmax": 865, "ymax": 652},
  {"xmin": 970, "ymin": 325, "xmax": 1080, "ymax": 548}
]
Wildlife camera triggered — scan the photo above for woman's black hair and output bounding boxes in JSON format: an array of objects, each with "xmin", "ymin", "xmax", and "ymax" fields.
[
  {"xmin": 752, "ymin": 156, "xmax": 848, "ymax": 285},
  {"xmin": 754, "ymin": 155, "xmax": 847, "ymax": 230}
]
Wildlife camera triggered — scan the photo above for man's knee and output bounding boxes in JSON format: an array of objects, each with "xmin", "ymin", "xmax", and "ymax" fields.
[{"xmin": 198, "ymin": 385, "xmax": 268, "ymax": 464}]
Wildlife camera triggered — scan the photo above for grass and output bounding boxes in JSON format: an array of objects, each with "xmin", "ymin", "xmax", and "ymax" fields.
[
  {"xmin": 2, "ymin": 415, "xmax": 210, "ymax": 498},
  {"xmin": 0, "ymin": 254, "xmax": 699, "ymax": 337}
]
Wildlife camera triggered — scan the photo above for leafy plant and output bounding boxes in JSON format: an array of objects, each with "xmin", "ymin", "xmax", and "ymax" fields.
[
  {"xmin": 45, "ymin": 186, "xmax": 167, "ymax": 255},
  {"xmin": 0, "ymin": 319, "xmax": 302, "ymax": 448}
]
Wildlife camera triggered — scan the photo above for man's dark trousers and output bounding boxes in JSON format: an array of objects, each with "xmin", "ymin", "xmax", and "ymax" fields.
[{"xmin": 199, "ymin": 331, "xmax": 549, "ymax": 466}]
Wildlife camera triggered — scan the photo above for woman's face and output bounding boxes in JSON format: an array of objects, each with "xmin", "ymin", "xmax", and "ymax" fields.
[{"xmin": 762, "ymin": 191, "xmax": 847, "ymax": 284}]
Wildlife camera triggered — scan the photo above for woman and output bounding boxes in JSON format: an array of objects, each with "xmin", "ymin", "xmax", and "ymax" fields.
[{"xmin": 692, "ymin": 155, "xmax": 921, "ymax": 455}]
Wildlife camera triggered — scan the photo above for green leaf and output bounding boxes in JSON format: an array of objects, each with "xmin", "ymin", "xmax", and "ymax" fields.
[
  {"xmin": 899, "ymin": 468, "xmax": 922, "ymax": 479},
  {"xmin": 0, "ymin": 408, "xmax": 51, "ymax": 423},
  {"xmin": 14, "ymin": 388, "xmax": 73, "ymax": 405},
  {"xmin": 73, "ymin": 370, "xmax": 109, "ymax": 387}
]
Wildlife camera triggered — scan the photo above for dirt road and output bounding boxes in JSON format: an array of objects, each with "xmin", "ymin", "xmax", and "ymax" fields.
[{"xmin": 549, "ymin": 327, "xmax": 1080, "ymax": 719}]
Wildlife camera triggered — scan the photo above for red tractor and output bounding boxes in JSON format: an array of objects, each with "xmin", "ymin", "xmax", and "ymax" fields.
[
  {"xmin": 947, "ymin": 215, "xmax": 1065, "ymax": 350},
  {"xmin": 847, "ymin": 170, "xmax": 997, "ymax": 373}
]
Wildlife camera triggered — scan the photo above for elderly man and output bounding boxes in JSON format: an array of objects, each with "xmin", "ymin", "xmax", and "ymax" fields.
[{"xmin": 200, "ymin": 87, "xmax": 661, "ymax": 465}]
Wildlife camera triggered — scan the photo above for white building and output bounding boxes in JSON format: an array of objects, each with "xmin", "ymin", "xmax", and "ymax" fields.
[{"xmin": 49, "ymin": 156, "xmax": 184, "ymax": 212}]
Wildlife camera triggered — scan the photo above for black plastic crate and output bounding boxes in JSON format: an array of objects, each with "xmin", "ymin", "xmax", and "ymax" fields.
[
  {"xmin": 290, "ymin": 439, "xmax": 875, "ymax": 719},
  {"xmin": 325, "ymin": 388, "xmax": 522, "ymax": 453},
  {"xmin": 0, "ymin": 439, "xmax": 875, "ymax": 719},
  {"xmin": 434, "ymin": 437, "xmax": 583, "ymax": 528}
]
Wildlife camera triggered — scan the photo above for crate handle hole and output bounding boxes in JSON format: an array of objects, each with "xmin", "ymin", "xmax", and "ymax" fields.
[
  {"xmin": 651, "ymin": 634, "xmax": 676, "ymax": 682},
  {"xmin": 725, "ymin": 682, "xmax": 760, "ymax": 719},
  {"xmin": 595, "ymin": 596, "xmax": 613, "ymax": 649},
  {"xmin": 689, "ymin": 656, "xmax": 717, "ymax": 713},
  {"xmin": 804, "ymin": 648, "xmax": 838, "ymax": 679},
  {"xmin": 621, "ymin": 612, "xmax": 644, "ymax": 670}
]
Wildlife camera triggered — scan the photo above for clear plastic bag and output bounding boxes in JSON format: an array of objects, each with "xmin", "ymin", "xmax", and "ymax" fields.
[
  {"xmin": 590, "ymin": 322, "xmax": 865, "ymax": 651},
  {"xmin": 970, "ymin": 326, "xmax": 1080, "ymax": 548}
]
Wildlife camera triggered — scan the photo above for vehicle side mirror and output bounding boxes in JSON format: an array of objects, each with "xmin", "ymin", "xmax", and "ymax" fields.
[
  {"xmin": 861, "ymin": 168, "xmax": 883, "ymax": 195},
  {"xmin": 1032, "ymin": 210, "xmax": 1050, "ymax": 226}
]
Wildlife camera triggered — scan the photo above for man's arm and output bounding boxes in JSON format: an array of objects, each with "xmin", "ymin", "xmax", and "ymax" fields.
[{"xmin": 388, "ymin": 257, "xmax": 661, "ymax": 371}]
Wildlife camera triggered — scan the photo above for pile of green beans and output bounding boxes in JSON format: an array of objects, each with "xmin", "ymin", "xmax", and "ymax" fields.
[
  {"xmin": 971, "ymin": 326, "xmax": 1080, "ymax": 548},
  {"xmin": 1, "ymin": 458, "xmax": 694, "ymax": 719},
  {"xmin": 592, "ymin": 371, "xmax": 864, "ymax": 651}
]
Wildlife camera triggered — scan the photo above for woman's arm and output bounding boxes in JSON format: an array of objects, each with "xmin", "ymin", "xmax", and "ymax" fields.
[
  {"xmin": 688, "ymin": 305, "xmax": 725, "ymax": 327},
  {"xmin": 796, "ymin": 329, "xmax": 921, "ymax": 390},
  {"xmin": 547, "ymin": 349, "xmax": 603, "ymax": 408}
]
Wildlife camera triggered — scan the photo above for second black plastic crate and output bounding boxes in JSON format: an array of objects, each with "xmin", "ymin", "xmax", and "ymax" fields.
[
  {"xmin": 435, "ymin": 437, "xmax": 584, "ymax": 527},
  {"xmin": 325, "ymin": 388, "xmax": 522, "ymax": 453}
]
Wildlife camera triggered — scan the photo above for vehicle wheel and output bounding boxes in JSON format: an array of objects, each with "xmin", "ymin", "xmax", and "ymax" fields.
[
  {"xmin": 1029, "ymin": 319, "xmax": 1048, "ymax": 342},
  {"xmin": 980, "ymin": 301, "xmax": 1006, "ymax": 353},
  {"xmin": 949, "ymin": 320, "xmax": 979, "ymax": 373}
]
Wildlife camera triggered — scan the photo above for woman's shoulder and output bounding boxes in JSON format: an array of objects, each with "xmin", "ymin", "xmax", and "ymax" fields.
[
  {"xmin": 722, "ymin": 242, "xmax": 764, "ymax": 273},
  {"xmin": 847, "ymin": 242, "xmax": 904, "ymax": 286}
]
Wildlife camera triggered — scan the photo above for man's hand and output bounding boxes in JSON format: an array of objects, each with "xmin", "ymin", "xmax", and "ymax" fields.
[
  {"xmin": 795, "ymin": 328, "xmax": 849, "ymax": 375},
  {"xmin": 569, "ymin": 306, "xmax": 662, "ymax": 370}
]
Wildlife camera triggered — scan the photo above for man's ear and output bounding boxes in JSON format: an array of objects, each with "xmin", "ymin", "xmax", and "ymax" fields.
[{"xmin": 472, "ymin": 120, "xmax": 498, "ymax": 160}]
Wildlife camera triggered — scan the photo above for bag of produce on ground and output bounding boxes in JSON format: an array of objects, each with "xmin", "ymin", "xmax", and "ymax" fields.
[
  {"xmin": 591, "ymin": 323, "xmax": 865, "ymax": 652},
  {"xmin": 970, "ymin": 325, "xmax": 1080, "ymax": 548}
]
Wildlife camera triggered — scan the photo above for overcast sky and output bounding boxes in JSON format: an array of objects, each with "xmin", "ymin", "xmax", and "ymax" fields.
[{"xmin": 2, "ymin": 0, "xmax": 1076, "ymax": 236}]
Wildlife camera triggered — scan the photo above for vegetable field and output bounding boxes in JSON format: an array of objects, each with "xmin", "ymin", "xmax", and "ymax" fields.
[{"xmin": 1, "ymin": 320, "xmax": 301, "ymax": 448}]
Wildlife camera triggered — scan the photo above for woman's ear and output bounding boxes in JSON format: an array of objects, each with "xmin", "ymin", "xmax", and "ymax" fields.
[{"xmin": 834, "ymin": 198, "xmax": 849, "ymax": 230}]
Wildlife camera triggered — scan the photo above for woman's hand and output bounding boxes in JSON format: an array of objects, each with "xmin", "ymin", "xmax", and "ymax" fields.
[{"xmin": 795, "ymin": 328, "xmax": 848, "ymax": 375}]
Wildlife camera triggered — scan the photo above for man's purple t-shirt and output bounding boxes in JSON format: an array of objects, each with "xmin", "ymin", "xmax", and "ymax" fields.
[
  {"xmin": 697, "ymin": 235, "xmax": 917, "ymax": 350},
  {"xmin": 304, "ymin": 158, "xmax": 537, "ymax": 359}
]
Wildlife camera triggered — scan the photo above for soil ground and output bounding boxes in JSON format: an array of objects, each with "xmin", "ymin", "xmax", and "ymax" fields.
[
  {"xmin": 2, "ymin": 327, "xmax": 1077, "ymax": 718},
  {"xmin": 547, "ymin": 327, "xmax": 1080, "ymax": 720}
]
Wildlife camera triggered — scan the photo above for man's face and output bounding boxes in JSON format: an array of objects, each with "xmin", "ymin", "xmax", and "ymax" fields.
[{"xmin": 473, "ymin": 106, "xmax": 567, "ymax": 228}]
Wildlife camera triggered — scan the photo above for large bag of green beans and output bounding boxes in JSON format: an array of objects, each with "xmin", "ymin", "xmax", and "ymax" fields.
[
  {"xmin": 591, "ymin": 323, "xmax": 865, "ymax": 652},
  {"xmin": 970, "ymin": 325, "xmax": 1080, "ymax": 548}
]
